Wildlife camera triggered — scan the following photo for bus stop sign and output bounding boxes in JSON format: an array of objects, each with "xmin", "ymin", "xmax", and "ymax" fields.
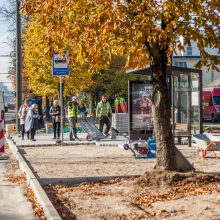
[{"xmin": 52, "ymin": 53, "xmax": 69, "ymax": 76}]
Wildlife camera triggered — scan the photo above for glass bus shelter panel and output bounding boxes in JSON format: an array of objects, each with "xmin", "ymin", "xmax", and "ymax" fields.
[
  {"xmin": 191, "ymin": 72, "xmax": 200, "ymax": 134},
  {"xmin": 172, "ymin": 74, "xmax": 191, "ymax": 136}
]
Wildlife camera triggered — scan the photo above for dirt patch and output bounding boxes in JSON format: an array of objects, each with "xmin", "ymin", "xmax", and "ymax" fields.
[
  {"xmin": 44, "ymin": 173, "xmax": 220, "ymax": 220},
  {"xmin": 21, "ymin": 144, "xmax": 220, "ymax": 219},
  {"xmin": 22, "ymin": 145, "xmax": 156, "ymax": 178},
  {"xmin": 22, "ymin": 145, "xmax": 220, "ymax": 179}
]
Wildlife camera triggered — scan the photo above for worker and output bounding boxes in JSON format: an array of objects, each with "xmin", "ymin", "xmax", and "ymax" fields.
[
  {"xmin": 68, "ymin": 96, "xmax": 80, "ymax": 141},
  {"xmin": 114, "ymin": 95, "xmax": 127, "ymax": 113},
  {"xmin": 96, "ymin": 95, "xmax": 112, "ymax": 136}
]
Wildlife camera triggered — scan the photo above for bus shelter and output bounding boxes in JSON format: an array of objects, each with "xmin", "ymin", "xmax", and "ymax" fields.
[{"xmin": 127, "ymin": 66, "xmax": 203, "ymax": 146}]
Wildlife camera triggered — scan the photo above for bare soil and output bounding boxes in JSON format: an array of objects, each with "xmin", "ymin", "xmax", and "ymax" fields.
[
  {"xmin": 22, "ymin": 145, "xmax": 220, "ymax": 178},
  {"xmin": 22, "ymin": 145, "xmax": 156, "ymax": 178},
  {"xmin": 21, "ymin": 144, "xmax": 220, "ymax": 219},
  {"xmin": 43, "ymin": 173, "xmax": 220, "ymax": 220}
]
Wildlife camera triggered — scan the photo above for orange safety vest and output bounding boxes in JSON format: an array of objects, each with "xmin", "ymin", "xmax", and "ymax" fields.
[{"xmin": 114, "ymin": 97, "xmax": 127, "ymax": 113}]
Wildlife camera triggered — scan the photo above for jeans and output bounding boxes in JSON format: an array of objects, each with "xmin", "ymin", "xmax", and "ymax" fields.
[
  {"xmin": 30, "ymin": 118, "xmax": 37, "ymax": 140},
  {"xmin": 53, "ymin": 121, "xmax": 60, "ymax": 138},
  {"xmin": 31, "ymin": 128, "xmax": 36, "ymax": 140},
  {"xmin": 99, "ymin": 116, "xmax": 111, "ymax": 134},
  {"xmin": 20, "ymin": 124, "xmax": 29, "ymax": 139},
  {"xmin": 69, "ymin": 117, "xmax": 77, "ymax": 140}
]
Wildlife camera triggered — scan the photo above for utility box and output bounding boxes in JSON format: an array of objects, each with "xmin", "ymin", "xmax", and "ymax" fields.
[{"xmin": 112, "ymin": 113, "xmax": 129, "ymax": 134}]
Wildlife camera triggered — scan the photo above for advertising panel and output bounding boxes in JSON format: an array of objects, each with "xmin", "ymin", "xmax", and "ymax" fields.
[{"xmin": 129, "ymin": 81, "xmax": 153, "ymax": 140}]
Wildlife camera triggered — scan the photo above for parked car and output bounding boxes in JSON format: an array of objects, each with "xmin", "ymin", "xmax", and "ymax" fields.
[{"xmin": 203, "ymin": 87, "xmax": 220, "ymax": 122}]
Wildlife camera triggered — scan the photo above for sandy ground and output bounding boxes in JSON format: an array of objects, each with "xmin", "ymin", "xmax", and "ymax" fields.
[
  {"xmin": 21, "ymin": 144, "xmax": 220, "ymax": 220},
  {"xmin": 22, "ymin": 145, "xmax": 156, "ymax": 178},
  {"xmin": 43, "ymin": 175, "xmax": 220, "ymax": 220},
  {"xmin": 22, "ymin": 144, "xmax": 219, "ymax": 179},
  {"xmin": 177, "ymin": 145, "xmax": 220, "ymax": 173}
]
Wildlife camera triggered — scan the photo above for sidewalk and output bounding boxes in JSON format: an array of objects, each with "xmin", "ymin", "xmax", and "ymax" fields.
[
  {"xmin": 0, "ymin": 160, "xmax": 35, "ymax": 220},
  {"xmin": 10, "ymin": 132, "xmax": 128, "ymax": 147}
]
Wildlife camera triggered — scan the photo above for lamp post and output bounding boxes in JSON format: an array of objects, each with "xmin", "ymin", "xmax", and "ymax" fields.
[{"xmin": 16, "ymin": 0, "xmax": 22, "ymax": 132}]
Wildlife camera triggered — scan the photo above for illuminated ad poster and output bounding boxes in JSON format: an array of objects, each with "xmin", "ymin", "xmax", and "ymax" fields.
[{"xmin": 129, "ymin": 81, "xmax": 153, "ymax": 136}]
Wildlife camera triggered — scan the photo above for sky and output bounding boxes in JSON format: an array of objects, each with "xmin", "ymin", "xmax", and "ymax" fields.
[{"xmin": 0, "ymin": 0, "xmax": 13, "ymax": 90}]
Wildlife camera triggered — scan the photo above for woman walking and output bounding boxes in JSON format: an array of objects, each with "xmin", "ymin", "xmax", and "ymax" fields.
[
  {"xmin": 18, "ymin": 99, "xmax": 30, "ymax": 140},
  {"xmin": 25, "ymin": 104, "xmax": 39, "ymax": 141},
  {"xmin": 49, "ymin": 100, "xmax": 61, "ymax": 139}
]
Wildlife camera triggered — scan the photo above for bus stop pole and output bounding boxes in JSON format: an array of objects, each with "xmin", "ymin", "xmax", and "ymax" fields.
[
  {"xmin": 16, "ymin": 0, "xmax": 22, "ymax": 132},
  {"xmin": 60, "ymin": 76, "xmax": 64, "ymax": 145}
]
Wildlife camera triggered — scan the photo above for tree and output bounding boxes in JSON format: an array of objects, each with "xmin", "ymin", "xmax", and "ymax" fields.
[
  {"xmin": 23, "ymin": 0, "xmax": 220, "ymax": 170},
  {"xmin": 22, "ymin": 12, "xmax": 94, "ymax": 97},
  {"xmin": 0, "ymin": 0, "xmax": 33, "ymax": 97}
]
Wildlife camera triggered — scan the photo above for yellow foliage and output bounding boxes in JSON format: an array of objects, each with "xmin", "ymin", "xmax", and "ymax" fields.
[{"xmin": 22, "ymin": 0, "xmax": 220, "ymax": 95}]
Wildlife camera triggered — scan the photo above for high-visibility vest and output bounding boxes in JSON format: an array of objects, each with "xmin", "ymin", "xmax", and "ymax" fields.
[
  {"xmin": 68, "ymin": 103, "xmax": 78, "ymax": 118},
  {"xmin": 114, "ymin": 97, "xmax": 127, "ymax": 113},
  {"xmin": 98, "ymin": 101, "xmax": 111, "ymax": 118}
]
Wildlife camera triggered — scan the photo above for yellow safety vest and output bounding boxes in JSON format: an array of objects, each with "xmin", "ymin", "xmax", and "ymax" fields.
[{"xmin": 68, "ymin": 103, "xmax": 78, "ymax": 118}]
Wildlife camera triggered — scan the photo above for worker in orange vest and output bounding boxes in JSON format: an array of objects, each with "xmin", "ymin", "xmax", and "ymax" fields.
[{"xmin": 114, "ymin": 95, "xmax": 127, "ymax": 113}]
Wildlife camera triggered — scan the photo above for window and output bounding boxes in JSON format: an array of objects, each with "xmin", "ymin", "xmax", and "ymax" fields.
[
  {"xmin": 213, "ymin": 96, "xmax": 220, "ymax": 105},
  {"xmin": 186, "ymin": 47, "xmax": 193, "ymax": 56},
  {"xmin": 174, "ymin": 62, "xmax": 187, "ymax": 68}
]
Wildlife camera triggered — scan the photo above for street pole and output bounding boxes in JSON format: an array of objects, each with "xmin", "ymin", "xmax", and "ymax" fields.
[
  {"xmin": 60, "ymin": 76, "xmax": 64, "ymax": 145},
  {"xmin": 16, "ymin": 0, "xmax": 22, "ymax": 132}
]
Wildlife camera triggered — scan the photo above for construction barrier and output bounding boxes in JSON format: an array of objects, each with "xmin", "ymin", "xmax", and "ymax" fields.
[
  {"xmin": 0, "ymin": 119, "xmax": 4, "ymax": 153},
  {"xmin": 6, "ymin": 124, "xmax": 15, "ymax": 138}
]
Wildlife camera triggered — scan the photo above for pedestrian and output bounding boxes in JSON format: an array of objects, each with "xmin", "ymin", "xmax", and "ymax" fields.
[
  {"xmin": 79, "ymin": 103, "xmax": 88, "ymax": 118},
  {"xmin": 68, "ymin": 96, "xmax": 80, "ymax": 141},
  {"xmin": 49, "ymin": 100, "xmax": 61, "ymax": 139},
  {"xmin": 25, "ymin": 104, "xmax": 39, "ymax": 141},
  {"xmin": 96, "ymin": 95, "xmax": 112, "ymax": 136},
  {"xmin": 114, "ymin": 95, "xmax": 127, "ymax": 113},
  {"xmin": 18, "ymin": 99, "xmax": 30, "ymax": 140}
]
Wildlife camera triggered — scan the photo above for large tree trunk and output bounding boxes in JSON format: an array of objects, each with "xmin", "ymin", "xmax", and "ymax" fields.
[{"xmin": 150, "ymin": 44, "xmax": 177, "ymax": 171}]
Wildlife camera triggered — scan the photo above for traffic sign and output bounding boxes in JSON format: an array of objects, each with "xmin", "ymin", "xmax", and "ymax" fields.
[{"xmin": 52, "ymin": 53, "xmax": 69, "ymax": 76}]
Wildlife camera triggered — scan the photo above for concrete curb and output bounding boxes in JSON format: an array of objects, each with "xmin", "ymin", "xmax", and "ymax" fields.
[
  {"xmin": 15, "ymin": 141, "xmax": 96, "ymax": 148},
  {"xmin": 6, "ymin": 137, "xmax": 62, "ymax": 220},
  {"xmin": 39, "ymin": 175, "xmax": 141, "ymax": 185},
  {"xmin": 11, "ymin": 136, "xmax": 126, "ymax": 148}
]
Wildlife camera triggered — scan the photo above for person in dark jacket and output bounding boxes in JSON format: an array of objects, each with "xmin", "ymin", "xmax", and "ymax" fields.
[
  {"xmin": 79, "ymin": 103, "xmax": 88, "ymax": 118},
  {"xmin": 49, "ymin": 100, "xmax": 61, "ymax": 139}
]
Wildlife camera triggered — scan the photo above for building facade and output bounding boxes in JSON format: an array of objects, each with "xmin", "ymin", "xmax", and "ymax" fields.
[{"xmin": 173, "ymin": 40, "xmax": 220, "ymax": 85}]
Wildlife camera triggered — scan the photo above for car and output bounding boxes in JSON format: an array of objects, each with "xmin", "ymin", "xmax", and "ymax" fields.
[{"xmin": 203, "ymin": 87, "xmax": 220, "ymax": 123}]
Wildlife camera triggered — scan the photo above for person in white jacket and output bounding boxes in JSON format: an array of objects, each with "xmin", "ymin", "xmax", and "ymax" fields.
[
  {"xmin": 18, "ymin": 99, "xmax": 30, "ymax": 140},
  {"xmin": 25, "ymin": 104, "xmax": 39, "ymax": 141}
]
